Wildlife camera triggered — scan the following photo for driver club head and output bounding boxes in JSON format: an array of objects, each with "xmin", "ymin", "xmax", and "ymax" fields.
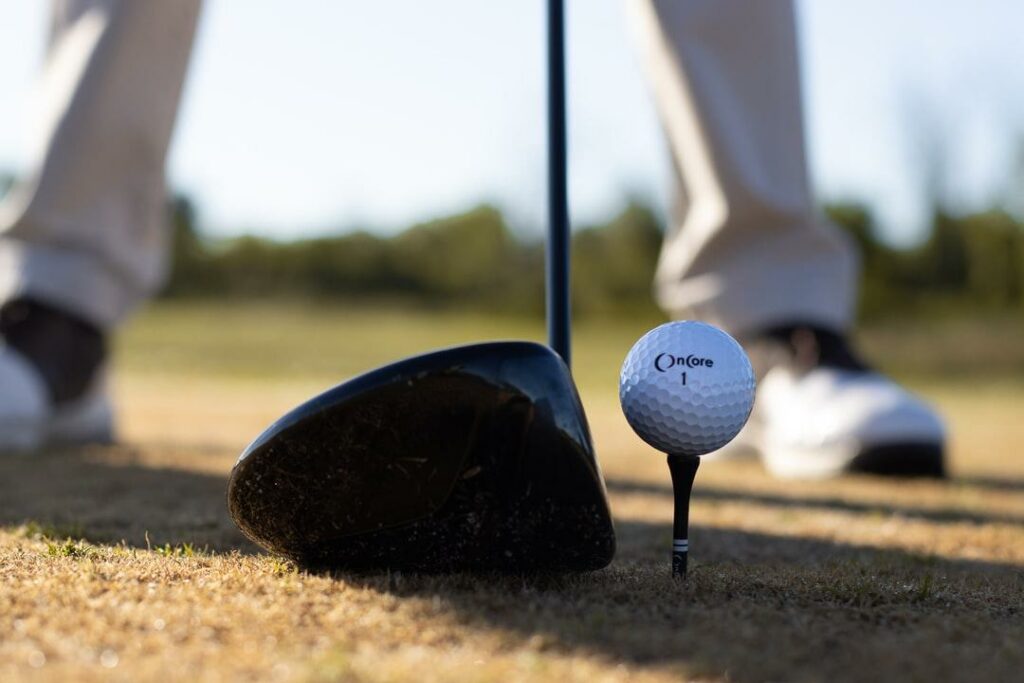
[{"xmin": 227, "ymin": 341, "xmax": 615, "ymax": 572}]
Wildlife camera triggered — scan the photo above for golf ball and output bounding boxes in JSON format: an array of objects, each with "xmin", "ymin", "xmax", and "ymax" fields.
[{"xmin": 619, "ymin": 321, "xmax": 755, "ymax": 456}]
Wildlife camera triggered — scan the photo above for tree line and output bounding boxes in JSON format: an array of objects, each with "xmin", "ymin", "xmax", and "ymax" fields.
[
  {"xmin": 164, "ymin": 197, "xmax": 1024, "ymax": 321},
  {"xmin": 164, "ymin": 200, "xmax": 664, "ymax": 318},
  {"xmin": 827, "ymin": 204, "xmax": 1024, "ymax": 318}
]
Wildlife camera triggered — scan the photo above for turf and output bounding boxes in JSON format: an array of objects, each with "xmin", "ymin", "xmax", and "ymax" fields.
[{"xmin": 1, "ymin": 303, "xmax": 1022, "ymax": 682}]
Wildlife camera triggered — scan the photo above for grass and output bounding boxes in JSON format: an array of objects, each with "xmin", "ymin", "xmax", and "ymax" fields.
[{"xmin": 1, "ymin": 302, "xmax": 1023, "ymax": 682}]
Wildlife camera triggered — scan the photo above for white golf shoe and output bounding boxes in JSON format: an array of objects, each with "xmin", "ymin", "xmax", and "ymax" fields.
[
  {"xmin": 0, "ymin": 344, "xmax": 49, "ymax": 451},
  {"xmin": 0, "ymin": 344, "xmax": 114, "ymax": 452},
  {"xmin": 714, "ymin": 325, "xmax": 946, "ymax": 478},
  {"xmin": 0, "ymin": 299, "xmax": 114, "ymax": 453},
  {"xmin": 753, "ymin": 364, "xmax": 945, "ymax": 479}
]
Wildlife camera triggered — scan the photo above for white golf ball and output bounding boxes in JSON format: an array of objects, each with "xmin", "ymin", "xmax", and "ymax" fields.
[{"xmin": 619, "ymin": 321, "xmax": 755, "ymax": 456}]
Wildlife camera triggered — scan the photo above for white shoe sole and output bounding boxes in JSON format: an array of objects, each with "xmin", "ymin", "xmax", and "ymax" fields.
[
  {"xmin": 0, "ymin": 390, "xmax": 114, "ymax": 454},
  {"xmin": 761, "ymin": 441, "xmax": 858, "ymax": 479},
  {"xmin": 0, "ymin": 394, "xmax": 114, "ymax": 453},
  {"xmin": 763, "ymin": 440, "xmax": 946, "ymax": 479},
  {"xmin": 48, "ymin": 389, "xmax": 115, "ymax": 445},
  {"xmin": 0, "ymin": 418, "xmax": 43, "ymax": 452}
]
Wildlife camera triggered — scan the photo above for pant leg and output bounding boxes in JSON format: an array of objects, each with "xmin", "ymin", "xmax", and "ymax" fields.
[
  {"xmin": 0, "ymin": 0, "xmax": 202, "ymax": 329},
  {"xmin": 628, "ymin": 0, "xmax": 858, "ymax": 335}
]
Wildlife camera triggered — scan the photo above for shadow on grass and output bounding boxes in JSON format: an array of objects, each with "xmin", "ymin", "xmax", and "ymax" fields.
[
  {"xmin": 2, "ymin": 448, "xmax": 1022, "ymax": 682},
  {"xmin": 341, "ymin": 519, "xmax": 1023, "ymax": 682},
  {"xmin": 607, "ymin": 477, "xmax": 1024, "ymax": 527},
  {"xmin": 0, "ymin": 445, "xmax": 253, "ymax": 552},
  {"xmin": 956, "ymin": 475, "xmax": 1024, "ymax": 493}
]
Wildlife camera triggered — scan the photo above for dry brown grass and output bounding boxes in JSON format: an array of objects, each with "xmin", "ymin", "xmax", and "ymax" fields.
[{"xmin": 1, "ymin": 307, "xmax": 1022, "ymax": 682}]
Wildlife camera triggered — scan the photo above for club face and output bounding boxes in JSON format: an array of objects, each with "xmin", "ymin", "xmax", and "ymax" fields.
[{"xmin": 227, "ymin": 341, "xmax": 615, "ymax": 572}]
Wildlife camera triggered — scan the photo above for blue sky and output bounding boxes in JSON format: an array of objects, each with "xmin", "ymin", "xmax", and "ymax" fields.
[{"xmin": 1, "ymin": 1, "xmax": 1023, "ymax": 245}]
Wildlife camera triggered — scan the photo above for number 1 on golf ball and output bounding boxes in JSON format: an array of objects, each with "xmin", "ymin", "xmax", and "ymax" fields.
[{"xmin": 619, "ymin": 321, "xmax": 756, "ymax": 577}]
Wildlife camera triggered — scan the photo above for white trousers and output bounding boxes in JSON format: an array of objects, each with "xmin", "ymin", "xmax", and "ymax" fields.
[
  {"xmin": 0, "ymin": 0, "xmax": 201, "ymax": 328},
  {"xmin": 0, "ymin": 0, "xmax": 856, "ymax": 335},
  {"xmin": 629, "ymin": 0, "xmax": 857, "ymax": 334}
]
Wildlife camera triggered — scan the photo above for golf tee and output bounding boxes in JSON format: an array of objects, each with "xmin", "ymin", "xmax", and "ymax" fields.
[{"xmin": 667, "ymin": 453, "xmax": 701, "ymax": 578}]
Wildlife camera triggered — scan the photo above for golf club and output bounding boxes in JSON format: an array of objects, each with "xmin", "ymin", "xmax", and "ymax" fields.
[{"xmin": 226, "ymin": 0, "xmax": 615, "ymax": 572}]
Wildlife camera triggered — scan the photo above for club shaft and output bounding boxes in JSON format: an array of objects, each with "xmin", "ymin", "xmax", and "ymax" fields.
[
  {"xmin": 667, "ymin": 454, "xmax": 700, "ymax": 578},
  {"xmin": 546, "ymin": 0, "xmax": 571, "ymax": 367}
]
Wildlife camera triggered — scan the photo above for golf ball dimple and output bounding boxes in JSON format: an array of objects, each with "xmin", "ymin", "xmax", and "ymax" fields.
[{"xmin": 619, "ymin": 321, "xmax": 755, "ymax": 456}]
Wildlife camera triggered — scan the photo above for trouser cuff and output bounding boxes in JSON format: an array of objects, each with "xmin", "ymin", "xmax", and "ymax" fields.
[{"xmin": 0, "ymin": 240, "xmax": 139, "ymax": 330}]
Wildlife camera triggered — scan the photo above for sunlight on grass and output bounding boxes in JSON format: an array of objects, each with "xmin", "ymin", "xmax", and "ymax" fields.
[{"xmin": 1, "ymin": 303, "xmax": 1021, "ymax": 682}]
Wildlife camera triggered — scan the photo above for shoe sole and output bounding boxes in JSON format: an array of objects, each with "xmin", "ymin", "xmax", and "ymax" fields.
[
  {"xmin": 0, "ymin": 398, "xmax": 114, "ymax": 453},
  {"xmin": 848, "ymin": 442, "xmax": 946, "ymax": 478},
  {"xmin": 764, "ymin": 440, "xmax": 946, "ymax": 480},
  {"xmin": 48, "ymin": 394, "xmax": 115, "ymax": 446},
  {"xmin": 0, "ymin": 419, "xmax": 43, "ymax": 453}
]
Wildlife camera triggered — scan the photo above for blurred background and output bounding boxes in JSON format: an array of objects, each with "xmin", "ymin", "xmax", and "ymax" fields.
[{"xmin": 1, "ymin": 0, "xmax": 1023, "ymax": 379}]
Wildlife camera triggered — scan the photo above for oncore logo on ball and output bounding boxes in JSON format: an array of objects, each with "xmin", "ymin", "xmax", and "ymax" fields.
[{"xmin": 654, "ymin": 353, "xmax": 714, "ymax": 372}]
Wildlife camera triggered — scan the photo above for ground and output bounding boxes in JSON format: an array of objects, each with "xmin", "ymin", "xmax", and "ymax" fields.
[{"xmin": 1, "ymin": 303, "xmax": 1022, "ymax": 682}]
